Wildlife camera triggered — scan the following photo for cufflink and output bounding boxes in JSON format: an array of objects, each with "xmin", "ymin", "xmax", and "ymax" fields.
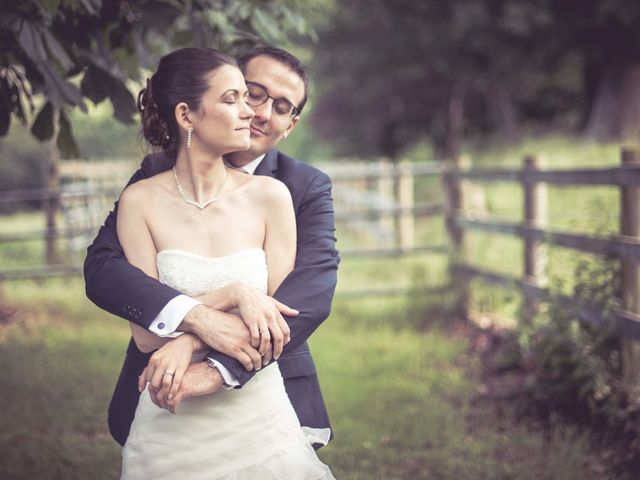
[{"xmin": 157, "ymin": 322, "xmax": 165, "ymax": 329}]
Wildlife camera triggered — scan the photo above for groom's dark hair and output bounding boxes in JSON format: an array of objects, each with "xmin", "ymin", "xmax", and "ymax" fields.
[{"xmin": 238, "ymin": 46, "xmax": 309, "ymax": 115}]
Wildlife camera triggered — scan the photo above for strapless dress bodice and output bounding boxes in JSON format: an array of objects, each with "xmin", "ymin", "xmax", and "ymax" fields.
[{"xmin": 156, "ymin": 248, "xmax": 268, "ymax": 296}]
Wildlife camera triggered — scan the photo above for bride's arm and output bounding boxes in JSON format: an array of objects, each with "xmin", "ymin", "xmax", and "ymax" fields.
[
  {"xmin": 263, "ymin": 181, "xmax": 297, "ymax": 295},
  {"xmin": 258, "ymin": 179, "xmax": 297, "ymax": 356},
  {"xmin": 116, "ymin": 184, "xmax": 170, "ymax": 353}
]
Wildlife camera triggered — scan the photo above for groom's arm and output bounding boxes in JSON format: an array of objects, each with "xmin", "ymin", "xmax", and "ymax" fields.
[
  {"xmin": 84, "ymin": 161, "xmax": 184, "ymax": 326},
  {"xmin": 206, "ymin": 170, "xmax": 339, "ymax": 385}
]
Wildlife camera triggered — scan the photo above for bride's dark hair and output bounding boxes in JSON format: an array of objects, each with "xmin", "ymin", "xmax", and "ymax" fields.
[{"xmin": 137, "ymin": 47, "xmax": 237, "ymax": 157}]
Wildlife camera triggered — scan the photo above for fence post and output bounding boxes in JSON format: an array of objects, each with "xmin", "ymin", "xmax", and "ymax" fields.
[
  {"xmin": 444, "ymin": 154, "xmax": 470, "ymax": 318},
  {"xmin": 395, "ymin": 159, "xmax": 415, "ymax": 251},
  {"xmin": 42, "ymin": 108, "xmax": 61, "ymax": 265},
  {"xmin": 378, "ymin": 158, "xmax": 394, "ymax": 246},
  {"xmin": 620, "ymin": 148, "xmax": 640, "ymax": 392},
  {"xmin": 523, "ymin": 154, "xmax": 548, "ymax": 322}
]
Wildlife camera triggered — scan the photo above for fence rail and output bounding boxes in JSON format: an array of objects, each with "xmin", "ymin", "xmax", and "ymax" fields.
[
  {"xmin": 454, "ymin": 217, "xmax": 640, "ymax": 262},
  {"xmin": 454, "ymin": 165, "xmax": 640, "ymax": 186},
  {"xmin": 444, "ymin": 149, "xmax": 640, "ymax": 385},
  {"xmin": 0, "ymin": 264, "xmax": 83, "ymax": 280},
  {"xmin": 0, "ymin": 186, "xmax": 123, "ymax": 202}
]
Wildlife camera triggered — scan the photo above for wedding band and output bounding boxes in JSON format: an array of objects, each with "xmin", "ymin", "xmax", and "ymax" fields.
[
  {"xmin": 163, "ymin": 369, "xmax": 175, "ymax": 376},
  {"xmin": 260, "ymin": 329, "xmax": 269, "ymax": 335}
]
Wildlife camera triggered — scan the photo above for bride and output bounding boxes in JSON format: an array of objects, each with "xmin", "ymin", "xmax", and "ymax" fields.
[{"xmin": 116, "ymin": 47, "xmax": 335, "ymax": 479}]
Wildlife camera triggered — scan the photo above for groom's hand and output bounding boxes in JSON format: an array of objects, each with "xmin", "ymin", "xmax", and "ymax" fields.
[
  {"xmin": 179, "ymin": 305, "xmax": 262, "ymax": 371},
  {"xmin": 164, "ymin": 361, "xmax": 223, "ymax": 413}
]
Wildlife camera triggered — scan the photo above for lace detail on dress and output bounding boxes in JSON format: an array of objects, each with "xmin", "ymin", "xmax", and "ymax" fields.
[{"xmin": 156, "ymin": 248, "xmax": 268, "ymax": 296}]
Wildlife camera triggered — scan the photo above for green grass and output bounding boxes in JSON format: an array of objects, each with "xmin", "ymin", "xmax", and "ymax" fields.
[
  {"xmin": 0, "ymin": 278, "xmax": 601, "ymax": 479},
  {"xmin": 0, "ymin": 280, "xmax": 126, "ymax": 479}
]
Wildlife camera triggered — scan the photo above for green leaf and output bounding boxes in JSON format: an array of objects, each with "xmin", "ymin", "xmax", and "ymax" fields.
[
  {"xmin": 0, "ymin": 108, "xmax": 9, "ymax": 137},
  {"xmin": 281, "ymin": 5, "xmax": 308, "ymax": 35},
  {"xmin": 77, "ymin": 0, "xmax": 101, "ymax": 15},
  {"xmin": 80, "ymin": 64, "xmax": 109, "ymax": 104},
  {"xmin": 57, "ymin": 109, "xmax": 79, "ymax": 158},
  {"xmin": 40, "ymin": 27, "xmax": 73, "ymax": 72},
  {"xmin": 205, "ymin": 10, "xmax": 233, "ymax": 35},
  {"xmin": 112, "ymin": 47, "xmax": 141, "ymax": 80},
  {"xmin": 39, "ymin": 62, "xmax": 86, "ymax": 111},
  {"xmin": 2, "ymin": 74, "xmax": 28, "ymax": 127},
  {"xmin": 0, "ymin": 13, "xmax": 23, "ymax": 33},
  {"xmin": 226, "ymin": 0, "xmax": 250, "ymax": 20},
  {"xmin": 140, "ymin": 1, "xmax": 183, "ymax": 30},
  {"xmin": 0, "ymin": 79, "xmax": 10, "ymax": 136},
  {"xmin": 18, "ymin": 20, "xmax": 48, "ymax": 63},
  {"xmin": 80, "ymin": 61, "xmax": 136, "ymax": 122},
  {"xmin": 109, "ymin": 82, "xmax": 137, "ymax": 124},
  {"xmin": 30, "ymin": 102, "xmax": 54, "ymax": 140},
  {"xmin": 250, "ymin": 7, "xmax": 284, "ymax": 44},
  {"xmin": 37, "ymin": 0, "xmax": 62, "ymax": 15}
]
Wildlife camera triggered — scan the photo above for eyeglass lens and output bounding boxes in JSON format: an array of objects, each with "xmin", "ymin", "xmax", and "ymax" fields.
[{"xmin": 246, "ymin": 82, "xmax": 297, "ymax": 116}]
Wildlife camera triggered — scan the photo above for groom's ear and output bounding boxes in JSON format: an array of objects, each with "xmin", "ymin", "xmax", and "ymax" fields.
[
  {"xmin": 175, "ymin": 102, "xmax": 192, "ymax": 130},
  {"xmin": 281, "ymin": 115, "xmax": 299, "ymax": 139}
]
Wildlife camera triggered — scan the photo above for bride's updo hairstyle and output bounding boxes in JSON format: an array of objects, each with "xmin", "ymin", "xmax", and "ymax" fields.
[{"xmin": 137, "ymin": 47, "xmax": 237, "ymax": 157}]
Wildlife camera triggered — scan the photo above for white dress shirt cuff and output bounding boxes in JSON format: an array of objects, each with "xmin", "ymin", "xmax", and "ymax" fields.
[
  {"xmin": 149, "ymin": 295, "xmax": 201, "ymax": 337},
  {"xmin": 206, "ymin": 358, "xmax": 240, "ymax": 390}
]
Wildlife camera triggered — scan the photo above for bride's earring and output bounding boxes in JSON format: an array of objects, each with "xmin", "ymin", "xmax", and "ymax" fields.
[{"xmin": 187, "ymin": 127, "xmax": 193, "ymax": 149}]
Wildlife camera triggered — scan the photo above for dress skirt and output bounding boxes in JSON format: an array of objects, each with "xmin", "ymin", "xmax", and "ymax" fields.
[{"xmin": 121, "ymin": 363, "xmax": 334, "ymax": 479}]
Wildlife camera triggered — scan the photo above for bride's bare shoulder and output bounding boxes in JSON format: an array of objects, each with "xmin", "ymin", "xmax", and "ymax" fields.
[
  {"xmin": 245, "ymin": 175, "xmax": 291, "ymax": 204},
  {"xmin": 119, "ymin": 170, "xmax": 171, "ymax": 206}
]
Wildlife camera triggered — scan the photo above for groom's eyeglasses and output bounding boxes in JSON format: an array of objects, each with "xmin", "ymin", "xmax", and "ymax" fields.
[{"xmin": 245, "ymin": 81, "xmax": 300, "ymax": 118}]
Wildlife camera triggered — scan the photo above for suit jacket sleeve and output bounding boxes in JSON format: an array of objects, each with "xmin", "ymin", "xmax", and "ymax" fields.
[
  {"xmin": 83, "ymin": 163, "xmax": 183, "ymax": 328},
  {"xmin": 207, "ymin": 171, "xmax": 339, "ymax": 385}
]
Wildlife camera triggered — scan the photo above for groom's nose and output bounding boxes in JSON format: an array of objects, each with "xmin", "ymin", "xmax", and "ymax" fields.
[{"xmin": 251, "ymin": 99, "xmax": 274, "ymax": 123}]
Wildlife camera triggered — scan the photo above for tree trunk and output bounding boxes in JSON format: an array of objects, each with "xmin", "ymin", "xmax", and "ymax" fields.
[
  {"xmin": 380, "ymin": 95, "xmax": 404, "ymax": 160},
  {"xmin": 619, "ymin": 65, "xmax": 640, "ymax": 140},
  {"xmin": 446, "ymin": 78, "xmax": 466, "ymax": 160},
  {"xmin": 585, "ymin": 63, "xmax": 640, "ymax": 140},
  {"xmin": 43, "ymin": 108, "xmax": 61, "ymax": 265},
  {"xmin": 486, "ymin": 76, "xmax": 519, "ymax": 144}
]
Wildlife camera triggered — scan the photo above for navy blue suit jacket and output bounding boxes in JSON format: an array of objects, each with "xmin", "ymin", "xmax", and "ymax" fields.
[{"xmin": 84, "ymin": 149, "xmax": 339, "ymax": 446}]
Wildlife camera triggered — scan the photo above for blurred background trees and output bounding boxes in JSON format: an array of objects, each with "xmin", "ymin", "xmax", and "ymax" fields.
[
  {"xmin": 311, "ymin": 0, "xmax": 640, "ymax": 159},
  {"xmin": 2, "ymin": 0, "xmax": 640, "ymax": 173}
]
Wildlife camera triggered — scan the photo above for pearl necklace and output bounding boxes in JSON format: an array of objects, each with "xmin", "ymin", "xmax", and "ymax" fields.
[{"xmin": 172, "ymin": 165, "xmax": 228, "ymax": 210}]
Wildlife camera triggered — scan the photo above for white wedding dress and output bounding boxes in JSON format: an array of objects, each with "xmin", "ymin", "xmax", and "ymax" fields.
[{"xmin": 121, "ymin": 248, "xmax": 335, "ymax": 480}]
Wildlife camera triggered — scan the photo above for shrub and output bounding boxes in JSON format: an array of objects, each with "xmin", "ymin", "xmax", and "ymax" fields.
[{"xmin": 516, "ymin": 257, "xmax": 640, "ymax": 474}]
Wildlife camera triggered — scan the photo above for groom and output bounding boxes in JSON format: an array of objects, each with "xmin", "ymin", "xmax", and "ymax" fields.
[{"xmin": 84, "ymin": 46, "xmax": 339, "ymax": 446}]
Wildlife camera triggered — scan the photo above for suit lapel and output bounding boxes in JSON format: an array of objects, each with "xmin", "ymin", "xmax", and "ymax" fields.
[
  {"xmin": 254, "ymin": 150, "xmax": 278, "ymax": 178},
  {"xmin": 142, "ymin": 151, "xmax": 173, "ymax": 178}
]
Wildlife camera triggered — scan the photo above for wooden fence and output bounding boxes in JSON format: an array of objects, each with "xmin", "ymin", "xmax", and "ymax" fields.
[
  {"xmin": 0, "ymin": 160, "xmax": 445, "ymax": 279},
  {"xmin": 443, "ymin": 148, "xmax": 640, "ymax": 385},
  {"xmin": 2, "ymin": 151, "xmax": 640, "ymax": 382},
  {"xmin": 2, "ymin": 151, "xmax": 639, "ymax": 386}
]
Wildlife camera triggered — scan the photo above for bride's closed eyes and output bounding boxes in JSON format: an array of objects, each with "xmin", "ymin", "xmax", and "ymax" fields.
[{"xmin": 222, "ymin": 89, "xmax": 249, "ymax": 105}]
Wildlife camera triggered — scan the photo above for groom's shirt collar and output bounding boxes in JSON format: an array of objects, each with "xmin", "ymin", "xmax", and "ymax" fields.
[{"xmin": 238, "ymin": 154, "xmax": 266, "ymax": 175}]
